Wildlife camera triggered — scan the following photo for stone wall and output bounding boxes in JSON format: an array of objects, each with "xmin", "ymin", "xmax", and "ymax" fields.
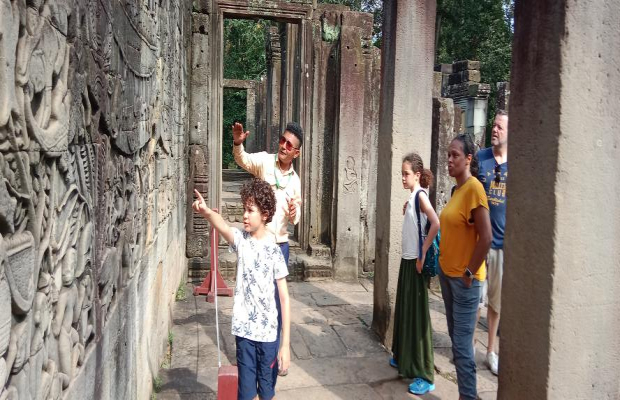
[{"xmin": 0, "ymin": 0, "xmax": 191, "ymax": 398}]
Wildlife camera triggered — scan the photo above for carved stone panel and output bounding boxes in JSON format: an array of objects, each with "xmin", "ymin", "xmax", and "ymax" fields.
[{"xmin": 0, "ymin": 0, "xmax": 189, "ymax": 397}]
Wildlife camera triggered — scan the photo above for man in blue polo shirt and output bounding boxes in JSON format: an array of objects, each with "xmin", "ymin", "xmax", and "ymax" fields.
[{"xmin": 476, "ymin": 109, "xmax": 508, "ymax": 376}]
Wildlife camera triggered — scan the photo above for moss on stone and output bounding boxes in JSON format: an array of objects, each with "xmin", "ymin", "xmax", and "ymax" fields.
[{"xmin": 322, "ymin": 21, "xmax": 340, "ymax": 42}]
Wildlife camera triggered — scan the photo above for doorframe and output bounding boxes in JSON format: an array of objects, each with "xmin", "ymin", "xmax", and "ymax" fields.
[{"xmin": 209, "ymin": 0, "xmax": 314, "ymax": 248}]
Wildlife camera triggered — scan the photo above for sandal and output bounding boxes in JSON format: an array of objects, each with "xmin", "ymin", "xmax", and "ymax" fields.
[
  {"xmin": 408, "ymin": 378, "xmax": 435, "ymax": 395},
  {"xmin": 389, "ymin": 357, "xmax": 398, "ymax": 368}
]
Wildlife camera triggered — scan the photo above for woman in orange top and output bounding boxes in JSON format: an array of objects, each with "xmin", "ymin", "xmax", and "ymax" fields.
[{"xmin": 438, "ymin": 134, "xmax": 492, "ymax": 400}]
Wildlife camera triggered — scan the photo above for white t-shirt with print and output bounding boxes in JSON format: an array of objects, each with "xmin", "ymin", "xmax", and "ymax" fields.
[
  {"xmin": 229, "ymin": 228, "xmax": 288, "ymax": 342},
  {"xmin": 401, "ymin": 188, "xmax": 429, "ymax": 260}
]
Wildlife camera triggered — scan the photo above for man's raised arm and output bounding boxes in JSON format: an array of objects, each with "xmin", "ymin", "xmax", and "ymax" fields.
[{"xmin": 232, "ymin": 122, "xmax": 264, "ymax": 177}]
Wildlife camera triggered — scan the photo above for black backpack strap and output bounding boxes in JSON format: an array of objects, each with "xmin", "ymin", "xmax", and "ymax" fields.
[{"xmin": 414, "ymin": 190, "xmax": 426, "ymax": 260}]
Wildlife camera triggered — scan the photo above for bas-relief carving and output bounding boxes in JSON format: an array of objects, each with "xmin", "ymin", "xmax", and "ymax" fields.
[
  {"xmin": 343, "ymin": 156, "xmax": 358, "ymax": 194},
  {"xmin": 0, "ymin": 0, "xmax": 187, "ymax": 397}
]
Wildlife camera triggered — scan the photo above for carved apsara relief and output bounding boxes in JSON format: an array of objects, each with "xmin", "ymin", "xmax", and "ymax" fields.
[{"xmin": 0, "ymin": 0, "xmax": 188, "ymax": 397}]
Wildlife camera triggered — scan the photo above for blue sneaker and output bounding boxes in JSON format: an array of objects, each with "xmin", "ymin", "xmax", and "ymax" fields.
[
  {"xmin": 408, "ymin": 378, "xmax": 435, "ymax": 395},
  {"xmin": 389, "ymin": 357, "xmax": 398, "ymax": 368}
]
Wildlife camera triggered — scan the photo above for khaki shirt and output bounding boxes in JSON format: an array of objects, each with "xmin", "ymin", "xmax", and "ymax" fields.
[{"xmin": 233, "ymin": 144, "xmax": 301, "ymax": 243}]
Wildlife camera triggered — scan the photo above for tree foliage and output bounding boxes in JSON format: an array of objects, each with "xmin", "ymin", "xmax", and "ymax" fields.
[
  {"xmin": 436, "ymin": 0, "xmax": 514, "ymax": 137},
  {"xmin": 222, "ymin": 19, "xmax": 269, "ymax": 168}
]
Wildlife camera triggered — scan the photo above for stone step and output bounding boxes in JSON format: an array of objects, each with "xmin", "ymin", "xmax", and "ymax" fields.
[
  {"xmin": 187, "ymin": 245, "xmax": 334, "ymax": 282},
  {"xmin": 222, "ymin": 168, "xmax": 253, "ymax": 182},
  {"xmin": 297, "ymin": 253, "xmax": 332, "ymax": 281},
  {"xmin": 307, "ymin": 243, "xmax": 331, "ymax": 258}
]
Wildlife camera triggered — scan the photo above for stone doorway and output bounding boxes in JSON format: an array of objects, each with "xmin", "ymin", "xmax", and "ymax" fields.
[
  {"xmin": 187, "ymin": 1, "xmax": 381, "ymax": 282},
  {"xmin": 219, "ymin": 16, "xmax": 303, "ymax": 241},
  {"xmin": 211, "ymin": 4, "xmax": 311, "ymax": 246}
]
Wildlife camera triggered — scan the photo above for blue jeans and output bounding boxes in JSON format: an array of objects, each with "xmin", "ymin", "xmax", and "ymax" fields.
[
  {"xmin": 438, "ymin": 269, "xmax": 481, "ymax": 400},
  {"xmin": 236, "ymin": 336, "xmax": 279, "ymax": 400}
]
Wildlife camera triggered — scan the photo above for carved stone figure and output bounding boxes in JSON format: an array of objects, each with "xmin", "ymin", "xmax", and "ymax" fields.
[{"xmin": 343, "ymin": 156, "xmax": 358, "ymax": 194}]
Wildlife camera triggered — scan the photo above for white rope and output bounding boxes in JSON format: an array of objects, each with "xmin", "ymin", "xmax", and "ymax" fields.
[{"xmin": 212, "ymin": 226, "xmax": 222, "ymax": 369}]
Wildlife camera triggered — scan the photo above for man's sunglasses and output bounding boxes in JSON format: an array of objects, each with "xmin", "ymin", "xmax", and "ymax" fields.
[
  {"xmin": 494, "ymin": 164, "xmax": 502, "ymax": 183},
  {"xmin": 279, "ymin": 136, "xmax": 299, "ymax": 151}
]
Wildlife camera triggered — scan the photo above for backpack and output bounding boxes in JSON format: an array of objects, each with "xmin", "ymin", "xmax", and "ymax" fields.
[{"xmin": 414, "ymin": 190, "xmax": 440, "ymax": 277}]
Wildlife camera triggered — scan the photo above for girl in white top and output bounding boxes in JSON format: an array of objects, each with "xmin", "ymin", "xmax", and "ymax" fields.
[{"xmin": 390, "ymin": 152, "xmax": 440, "ymax": 396}]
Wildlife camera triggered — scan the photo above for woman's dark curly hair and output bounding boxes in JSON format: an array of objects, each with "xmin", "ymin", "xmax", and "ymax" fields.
[
  {"xmin": 452, "ymin": 133, "xmax": 480, "ymax": 177},
  {"xmin": 240, "ymin": 178, "xmax": 277, "ymax": 224}
]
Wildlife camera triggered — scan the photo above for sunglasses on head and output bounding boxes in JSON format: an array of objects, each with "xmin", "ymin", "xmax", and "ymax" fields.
[
  {"xmin": 494, "ymin": 164, "xmax": 502, "ymax": 183},
  {"xmin": 279, "ymin": 136, "xmax": 299, "ymax": 151}
]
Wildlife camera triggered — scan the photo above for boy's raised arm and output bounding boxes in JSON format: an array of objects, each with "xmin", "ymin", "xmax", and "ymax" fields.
[{"xmin": 192, "ymin": 189, "xmax": 235, "ymax": 244}]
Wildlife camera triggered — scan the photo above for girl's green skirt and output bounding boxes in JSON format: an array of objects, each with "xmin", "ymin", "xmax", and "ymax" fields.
[{"xmin": 391, "ymin": 258, "xmax": 434, "ymax": 382}]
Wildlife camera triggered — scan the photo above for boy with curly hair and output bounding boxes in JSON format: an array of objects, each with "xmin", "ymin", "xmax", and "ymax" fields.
[{"xmin": 192, "ymin": 178, "xmax": 290, "ymax": 400}]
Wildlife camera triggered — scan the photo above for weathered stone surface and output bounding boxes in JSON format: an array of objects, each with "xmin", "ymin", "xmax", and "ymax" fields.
[
  {"xmin": 496, "ymin": 81, "xmax": 510, "ymax": 111},
  {"xmin": 0, "ymin": 0, "xmax": 190, "ymax": 397},
  {"xmin": 296, "ymin": 323, "xmax": 347, "ymax": 358},
  {"xmin": 501, "ymin": 1, "xmax": 620, "ymax": 398},
  {"xmin": 332, "ymin": 11, "xmax": 374, "ymax": 281},
  {"xmin": 190, "ymin": 14, "xmax": 211, "ymax": 146},
  {"xmin": 431, "ymin": 97, "xmax": 455, "ymax": 213},
  {"xmin": 277, "ymin": 384, "xmax": 382, "ymax": 400},
  {"xmin": 432, "ymin": 71, "xmax": 443, "ymax": 98},
  {"xmin": 333, "ymin": 325, "xmax": 384, "ymax": 356},
  {"xmin": 373, "ymin": 0, "xmax": 436, "ymax": 349}
]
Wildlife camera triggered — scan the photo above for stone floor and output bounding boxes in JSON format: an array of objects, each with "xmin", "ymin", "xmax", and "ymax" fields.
[{"xmin": 155, "ymin": 280, "xmax": 498, "ymax": 399}]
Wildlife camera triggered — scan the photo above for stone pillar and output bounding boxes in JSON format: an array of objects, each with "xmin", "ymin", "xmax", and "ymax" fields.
[
  {"xmin": 186, "ymin": 12, "xmax": 211, "ymax": 269},
  {"xmin": 496, "ymin": 81, "xmax": 510, "ymax": 111},
  {"xmin": 332, "ymin": 11, "xmax": 373, "ymax": 281},
  {"xmin": 500, "ymin": 1, "xmax": 620, "ymax": 398},
  {"xmin": 266, "ymin": 26, "xmax": 282, "ymax": 153},
  {"xmin": 255, "ymin": 77, "xmax": 267, "ymax": 151},
  {"xmin": 189, "ymin": 13, "xmax": 210, "ymax": 146},
  {"xmin": 372, "ymin": 0, "xmax": 436, "ymax": 346},
  {"xmin": 444, "ymin": 60, "xmax": 490, "ymax": 147},
  {"xmin": 281, "ymin": 23, "xmax": 300, "ymax": 127},
  {"xmin": 245, "ymin": 82, "xmax": 258, "ymax": 153},
  {"xmin": 308, "ymin": 11, "xmax": 340, "ymax": 248},
  {"xmin": 360, "ymin": 43, "xmax": 381, "ymax": 273},
  {"xmin": 430, "ymin": 97, "xmax": 454, "ymax": 214}
]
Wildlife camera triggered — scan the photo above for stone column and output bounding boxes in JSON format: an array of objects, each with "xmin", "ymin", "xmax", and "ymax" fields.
[
  {"xmin": 308, "ymin": 10, "xmax": 339, "ymax": 248},
  {"xmin": 500, "ymin": 1, "xmax": 620, "ymax": 398},
  {"xmin": 430, "ymin": 97, "xmax": 454, "ymax": 214},
  {"xmin": 496, "ymin": 81, "xmax": 510, "ymax": 111},
  {"xmin": 360, "ymin": 43, "xmax": 381, "ymax": 273},
  {"xmin": 186, "ymin": 12, "xmax": 211, "ymax": 273},
  {"xmin": 444, "ymin": 60, "xmax": 490, "ymax": 147},
  {"xmin": 245, "ymin": 82, "xmax": 258, "ymax": 153},
  {"xmin": 266, "ymin": 26, "xmax": 282, "ymax": 153},
  {"xmin": 281, "ymin": 23, "xmax": 300, "ymax": 127},
  {"xmin": 372, "ymin": 0, "xmax": 436, "ymax": 346},
  {"xmin": 332, "ymin": 11, "xmax": 373, "ymax": 281}
]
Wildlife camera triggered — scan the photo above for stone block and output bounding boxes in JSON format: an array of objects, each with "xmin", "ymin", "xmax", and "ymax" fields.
[
  {"xmin": 440, "ymin": 63, "xmax": 453, "ymax": 74},
  {"xmin": 186, "ymin": 234, "xmax": 209, "ymax": 258},
  {"xmin": 433, "ymin": 71, "xmax": 443, "ymax": 98},
  {"xmin": 431, "ymin": 97, "xmax": 455, "ymax": 213},
  {"xmin": 192, "ymin": 1, "xmax": 212, "ymax": 14},
  {"xmin": 462, "ymin": 69, "xmax": 481, "ymax": 83},
  {"xmin": 296, "ymin": 324, "xmax": 347, "ymax": 358},
  {"xmin": 453, "ymin": 59, "xmax": 480, "ymax": 72},
  {"xmin": 311, "ymin": 293, "xmax": 349, "ymax": 307},
  {"xmin": 332, "ymin": 325, "xmax": 384, "ymax": 356},
  {"xmin": 448, "ymin": 72, "xmax": 462, "ymax": 85}
]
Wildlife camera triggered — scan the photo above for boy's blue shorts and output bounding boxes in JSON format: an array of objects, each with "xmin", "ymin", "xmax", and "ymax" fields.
[{"xmin": 236, "ymin": 336, "xmax": 279, "ymax": 400}]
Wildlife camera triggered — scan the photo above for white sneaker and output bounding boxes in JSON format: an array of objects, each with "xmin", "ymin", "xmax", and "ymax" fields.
[{"xmin": 486, "ymin": 351, "xmax": 499, "ymax": 376}]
